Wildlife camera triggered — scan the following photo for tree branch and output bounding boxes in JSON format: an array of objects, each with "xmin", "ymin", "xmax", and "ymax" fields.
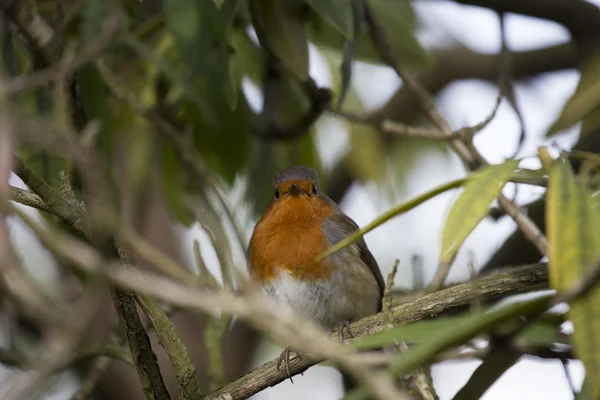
[
  {"xmin": 205, "ymin": 263, "xmax": 548, "ymax": 400},
  {"xmin": 327, "ymin": 42, "xmax": 581, "ymax": 204},
  {"xmin": 449, "ymin": 0, "xmax": 600, "ymax": 40}
]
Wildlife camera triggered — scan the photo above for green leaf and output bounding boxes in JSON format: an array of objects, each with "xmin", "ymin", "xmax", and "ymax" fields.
[
  {"xmin": 250, "ymin": 0, "xmax": 309, "ymax": 80},
  {"xmin": 440, "ymin": 160, "xmax": 519, "ymax": 264},
  {"xmin": 307, "ymin": 0, "xmax": 430, "ymax": 70},
  {"xmin": 163, "ymin": 0, "xmax": 241, "ymax": 122},
  {"xmin": 348, "ymin": 296, "xmax": 551, "ymax": 400},
  {"xmin": 548, "ymin": 54, "xmax": 600, "ymax": 135},
  {"xmin": 352, "ymin": 317, "xmax": 467, "ymax": 350},
  {"xmin": 452, "ymin": 345, "xmax": 521, "ymax": 400},
  {"xmin": 306, "ymin": 0, "xmax": 354, "ymax": 39},
  {"xmin": 336, "ymin": 0, "xmax": 364, "ymax": 111},
  {"xmin": 547, "ymin": 158, "xmax": 600, "ymax": 399},
  {"xmin": 368, "ymin": 0, "xmax": 429, "ymax": 66}
]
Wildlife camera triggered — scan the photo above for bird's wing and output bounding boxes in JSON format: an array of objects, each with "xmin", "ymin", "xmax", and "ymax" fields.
[{"xmin": 322, "ymin": 212, "xmax": 385, "ymax": 299}]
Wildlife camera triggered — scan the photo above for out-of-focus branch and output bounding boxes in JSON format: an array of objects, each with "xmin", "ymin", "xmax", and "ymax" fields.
[
  {"xmin": 449, "ymin": 0, "xmax": 600, "ymax": 41},
  {"xmin": 12, "ymin": 203, "xmax": 409, "ymax": 400},
  {"xmin": 327, "ymin": 42, "xmax": 581, "ymax": 204},
  {"xmin": 13, "ymin": 149, "xmax": 173, "ymax": 400}
]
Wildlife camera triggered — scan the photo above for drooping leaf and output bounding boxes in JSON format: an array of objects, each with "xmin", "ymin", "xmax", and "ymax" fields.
[
  {"xmin": 440, "ymin": 160, "xmax": 519, "ymax": 264},
  {"xmin": 548, "ymin": 54, "xmax": 600, "ymax": 135},
  {"xmin": 307, "ymin": 0, "xmax": 430, "ymax": 70},
  {"xmin": 306, "ymin": 0, "xmax": 354, "ymax": 39},
  {"xmin": 352, "ymin": 311, "xmax": 566, "ymax": 351},
  {"xmin": 230, "ymin": 28, "xmax": 264, "ymax": 86},
  {"xmin": 336, "ymin": 0, "xmax": 364, "ymax": 111},
  {"xmin": 250, "ymin": 0, "xmax": 309, "ymax": 80},
  {"xmin": 547, "ymin": 158, "xmax": 600, "ymax": 399}
]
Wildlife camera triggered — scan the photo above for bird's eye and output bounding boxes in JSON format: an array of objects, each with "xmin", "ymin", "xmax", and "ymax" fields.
[
  {"xmin": 312, "ymin": 184, "xmax": 318, "ymax": 195},
  {"xmin": 274, "ymin": 189, "xmax": 280, "ymax": 200}
]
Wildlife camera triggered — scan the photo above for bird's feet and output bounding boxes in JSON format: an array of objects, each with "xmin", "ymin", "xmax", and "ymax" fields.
[
  {"xmin": 337, "ymin": 320, "xmax": 354, "ymax": 344},
  {"xmin": 277, "ymin": 346, "xmax": 303, "ymax": 383}
]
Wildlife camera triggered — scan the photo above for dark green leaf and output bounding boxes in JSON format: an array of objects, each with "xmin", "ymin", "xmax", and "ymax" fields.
[
  {"xmin": 306, "ymin": 0, "xmax": 354, "ymax": 39},
  {"xmin": 163, "ymin": 0, "xmax": 241, "ymax": 123},
  {"xmin": 336, "ymin": 0, "xmax": 364, "ymax": 110},
  {"xmin": 250, "ymin": 0, "xmax": 309, "ymax": 80},
  {"xmin": 307, "ymin": 0, "xmax": 430, "ymax": 70}
]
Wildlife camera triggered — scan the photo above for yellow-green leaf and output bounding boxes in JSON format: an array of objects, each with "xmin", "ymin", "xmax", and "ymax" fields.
[
  {"xmin": 547, "ymin": 158, "xmax": 600, "ymax": 399},
  {"xmin": 306, "ymin": 0, "xmax": 354, "ymax": 39},
  {"xmin": 441, "ymin": 160, "xmax": 519, "ymax": 264},
  {"xmin": 250, "ymin": 0, "xmax": 309, "ymax": 80},
  {"xmin": 548, "ymin": 54, "xmax": 600, "ymax": 135}
]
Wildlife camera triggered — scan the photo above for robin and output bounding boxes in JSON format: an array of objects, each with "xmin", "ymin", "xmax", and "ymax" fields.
[{"xmin": 248, "ymin": 165, "xmax": 384, "ymax": 381}]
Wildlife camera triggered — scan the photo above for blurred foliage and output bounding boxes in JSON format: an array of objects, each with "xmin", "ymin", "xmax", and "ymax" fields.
[{"xmin": 7, "ymin": 0, "xmax": 432, "ymax": 219}]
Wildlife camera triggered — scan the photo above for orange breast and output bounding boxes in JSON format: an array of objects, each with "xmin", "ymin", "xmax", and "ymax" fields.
[{"xmin": 249, "ymin": 195, "xmax": 335, "ymax": 282}]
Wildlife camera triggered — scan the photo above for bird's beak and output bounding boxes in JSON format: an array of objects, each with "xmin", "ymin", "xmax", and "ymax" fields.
[{"xmin": 287, "ymin": 183, "xmax": 303, "ymax": 196}]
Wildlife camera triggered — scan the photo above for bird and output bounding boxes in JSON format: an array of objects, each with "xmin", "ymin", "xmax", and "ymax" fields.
[{"xmin": 247, "ymin": 165, "xmax": 384, "ymax": 382}]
